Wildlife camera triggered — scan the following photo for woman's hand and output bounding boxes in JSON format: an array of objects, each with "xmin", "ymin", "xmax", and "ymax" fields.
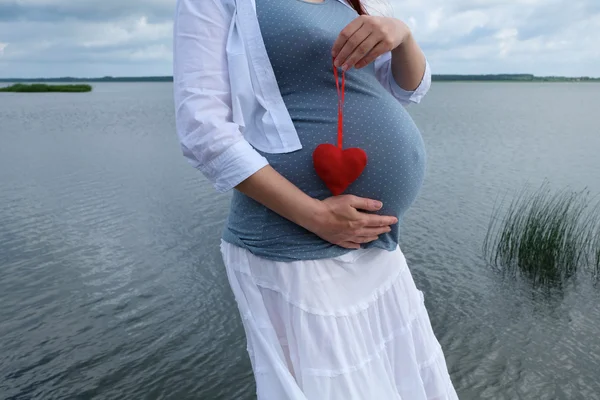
[
  {"xmin": 306, "ymin": 195, "xmax": 398, "ymax": 249},
  {"xmin": 331, "ymin": 16, "xmax": 411, "ymax": 71},
  {"xmin": 236, "ymin": 166, "xmax": 396, "ymax": 250}
]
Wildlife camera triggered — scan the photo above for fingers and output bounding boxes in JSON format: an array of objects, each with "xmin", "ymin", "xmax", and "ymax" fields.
[
  {"xmin": 331, "ymin": 17, "xmax": 364, "ymax": 59},
  {"xmin": 333, "ymin": 27, "xmax": 372, "ymax": 70},
  {"xmin": 339, "ymin": 34, "xmax": 381, "ymax": 71},
  {"xmin": 344, "ymin": 196, "xmax": 398, "ymax": 227},
  {"xmin": 358, "ymin": 226, "xmax": 392, "ymax": 237},
  {"xmin": 347, "ymin": 195, "xmax": 383, "ymax": 211},
  {"xmin": 322, "ymin": 195, "xmax": 396, "ymax": 249},
  {"xmin": 340, "ymin": 235, "xmax": 379, "ymax": 249},
  {"xmin": 355, "ymin": 40, "xmax": 389, "ymax": 69},
  {"xmin": 355, "ymin": 236, "xmax": 379, "ymax": 244},
  {"xmin": 333, "ymin": 16, "xmax": 404, "ymax": 70},
  {"xmin": 364, "ymin": 214, "xmax": 399, "ymax": 228}
]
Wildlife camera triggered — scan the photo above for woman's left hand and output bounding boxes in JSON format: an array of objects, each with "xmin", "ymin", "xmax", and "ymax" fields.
[{"xmin": 332, "ymin": 16, "xmax": 411, "ymax": 71}]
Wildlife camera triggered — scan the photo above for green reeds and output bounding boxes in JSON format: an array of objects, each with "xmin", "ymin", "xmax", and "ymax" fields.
[
  {"xmin": 592, "ymin": 222, "xmax": 600, "ymax": 279},
  {"xmin": 484, "ymin": 182, "xmax": 600, "ymax": 286},
  {"xmin": 0, "ymin": 83, "xmax": 92, "ymax": 92}
]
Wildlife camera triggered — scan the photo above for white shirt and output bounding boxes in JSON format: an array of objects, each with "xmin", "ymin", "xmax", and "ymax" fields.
[{"xmin": 173, "ymin": 0, "xmax": 432, "ymax": 193}]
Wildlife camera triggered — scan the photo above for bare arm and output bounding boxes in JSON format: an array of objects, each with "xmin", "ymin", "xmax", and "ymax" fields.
[
  {"xmin": 390, "ymin": 32, "xmax": 427, "ymax": 92},
  {"xmin": 332, "ymin": 16, "xmax": 428, "ymax": 94},
  {"xmin": 236, "ymin": 166, "xmax": 398, "ymax": 249},
  {"xmin": 174, "ymin": 0, "xmax": 397, "ymax": 249},
  {"xmin": 235, "ymin": 166, "xmax": 323, "ymax": 231}
]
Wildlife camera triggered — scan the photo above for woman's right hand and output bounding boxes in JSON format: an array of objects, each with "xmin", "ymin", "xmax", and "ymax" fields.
[
  {"xmin": 307, "ymin": 195, "xmax": 398, "ymax": 249},
  {"xmin": 236, "ymin": 166, "xmax": 397, "ymax": 249}
]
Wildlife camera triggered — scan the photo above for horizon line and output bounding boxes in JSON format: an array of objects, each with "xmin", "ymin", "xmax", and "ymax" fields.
[{"xmin": 1, "ymin": 73, "xmax": 600, "ymax": 81}]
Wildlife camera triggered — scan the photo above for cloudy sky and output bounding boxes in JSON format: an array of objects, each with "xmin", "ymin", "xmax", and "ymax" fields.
[{"xmin": 0, "ymin": 0, "xmax": 598, "ymax": 78}]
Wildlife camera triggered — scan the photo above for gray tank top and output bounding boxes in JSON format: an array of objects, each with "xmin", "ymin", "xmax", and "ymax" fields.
[{"xmin": 222, "ymin": 0, "xmax": 426, "ymax": 261}]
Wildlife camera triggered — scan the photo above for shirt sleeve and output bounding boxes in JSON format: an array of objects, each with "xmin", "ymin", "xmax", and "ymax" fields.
[
  {"xmin": 173, "ymin": 0, "xmax": 269, "ymax": 193},
  {"xmin": 373, "ymin": 51, "xmax": 432, "ymax": 105}
]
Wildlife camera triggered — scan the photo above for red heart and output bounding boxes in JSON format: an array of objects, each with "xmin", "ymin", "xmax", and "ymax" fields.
[{"xmin": 313, "ymin": 144, "xmax": 367, "ymax": 196}]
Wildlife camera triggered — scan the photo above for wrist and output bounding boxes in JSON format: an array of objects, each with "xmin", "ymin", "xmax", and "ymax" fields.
[
  {"xmin": 390, "ymin": 18, "xmax": 411, "ymax": 49},
  {"xmin": 298, "ymin": 198, "xmax": 328, "ymax": 233},
  {"xmin": 393, "ymin": 28, "xmax": 414, "ymax": 53}
]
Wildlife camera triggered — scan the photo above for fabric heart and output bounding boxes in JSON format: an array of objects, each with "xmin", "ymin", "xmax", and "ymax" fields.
[
  {"xmin": 313, "ymin": 144, "xmax": 367, "ymax": 196},
  {"xmin": 313, "ymin": 58, "xmax": 368, "ymax": 196}
]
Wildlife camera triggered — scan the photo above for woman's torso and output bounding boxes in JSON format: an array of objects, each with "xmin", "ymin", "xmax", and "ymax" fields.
[{"xmin": 223, "ymin": 0, "xmax": 426, "ymax": 261}]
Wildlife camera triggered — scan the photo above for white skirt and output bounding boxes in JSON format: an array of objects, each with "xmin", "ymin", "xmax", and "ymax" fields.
[{"xmin": 221, "ymin": 240, "xmax": 459, "ymax": 400}]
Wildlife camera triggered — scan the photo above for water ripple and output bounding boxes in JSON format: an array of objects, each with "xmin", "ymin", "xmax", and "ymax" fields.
[{"xmin": 1, "ymin": 82, "xmax": 600, "ymax": 399}]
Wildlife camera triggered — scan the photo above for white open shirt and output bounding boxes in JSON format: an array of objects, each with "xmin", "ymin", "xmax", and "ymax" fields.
[{"xmin": 172, "ymin": 0, "xmax": 432, "ymax": 193}]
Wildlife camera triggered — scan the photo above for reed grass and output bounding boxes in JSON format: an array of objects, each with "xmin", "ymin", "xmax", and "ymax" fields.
[
  {"xmin": 592, "ymin": 217, "xmax": 600, "ymax": 279},
  {"xmin": 484, "ymin": 182, "xmax": 599, "ymax": 286},
  {"xmin": 0, "ymin": 83, "xmax": 92, "ymax": 92}
]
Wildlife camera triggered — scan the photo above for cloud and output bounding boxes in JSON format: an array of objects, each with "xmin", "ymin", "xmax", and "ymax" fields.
[
  {"xmin": 0, "ymin": 0, "xmax": 173, "ymax": 23},
  {"xmin": 0, "ymin": 0, "xmax": 174, "ymax": 77},
  {"xmin": 392, "ymin": 0, "xmax": 600, "ymax": 76},
  {"xmin": 0, "ymin": 0, "xmax": 598, "ymax": 78}
]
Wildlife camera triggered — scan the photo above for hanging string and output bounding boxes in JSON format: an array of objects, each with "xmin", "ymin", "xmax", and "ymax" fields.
[{"xmin": 332, "ymin": 57, "xmax": 345, "ymax": 149}]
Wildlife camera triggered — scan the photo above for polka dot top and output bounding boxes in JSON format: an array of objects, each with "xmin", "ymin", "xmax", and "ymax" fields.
[{"xmin": 222, "ymin": 0, "xmax": 426, "ymax": 262}]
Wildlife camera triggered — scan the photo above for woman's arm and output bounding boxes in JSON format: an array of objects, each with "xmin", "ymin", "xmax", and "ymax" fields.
[
  {"xmin": 236, "ymin": 166, "xmax": 398, "ymax": 250},
  {"xmin": 390, "ymin": 32, "xmax": 427, "ymax": 92},
  {"xmin": 331, "ymin": 15, "xmax": 431, "ymax": 104},
  {"xmin": 173, "ymin": 0, "xmax": 397, "ymax": 249}
]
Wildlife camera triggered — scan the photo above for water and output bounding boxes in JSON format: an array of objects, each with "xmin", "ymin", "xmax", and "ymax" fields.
[{"xmin": 1, "ymin": 82, "xmax": 599, "ymax": 399}]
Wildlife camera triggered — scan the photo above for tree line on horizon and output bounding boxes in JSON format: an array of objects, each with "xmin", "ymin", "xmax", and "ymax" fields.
[{"xmin": 1, "ymin": 74, "xmax": 599, "ymax": 83}]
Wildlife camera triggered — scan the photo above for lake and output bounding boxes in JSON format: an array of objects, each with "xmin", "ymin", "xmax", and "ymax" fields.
[{"xmin": 1, "ymin": 82, "xmax": 599, "ymax": 399}]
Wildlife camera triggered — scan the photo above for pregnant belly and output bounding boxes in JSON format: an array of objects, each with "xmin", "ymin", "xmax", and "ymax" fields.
[
  {"xmin": 224, "ymin": 96, "xmax": 426, "ymax": 259},
  {"xmin": 266, "ymin": 99, "xmax": 426, "ymax": 221}
]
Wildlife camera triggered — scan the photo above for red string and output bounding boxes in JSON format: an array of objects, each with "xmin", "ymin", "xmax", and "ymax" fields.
[{"xmin": 333, "ymin": 58, "xmax": 345, "ymax": 149}]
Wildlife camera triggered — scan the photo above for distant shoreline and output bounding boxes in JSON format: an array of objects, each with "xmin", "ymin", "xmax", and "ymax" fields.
[
  {"xmin": 1, "ymin": 74, "xmax": 599, "ymax": 83},
  {"xmin": 0, "ymin": 83, "xmax": 92, "ymax": 93}
]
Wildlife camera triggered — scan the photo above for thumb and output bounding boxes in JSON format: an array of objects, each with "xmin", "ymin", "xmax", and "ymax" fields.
[{"xmin": 348, "ymin": 195, "xmax": 383, "ymax": 211}]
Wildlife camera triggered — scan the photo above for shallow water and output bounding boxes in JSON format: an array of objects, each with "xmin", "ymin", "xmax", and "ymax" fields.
[{"xmin": 1, "ymin": 82, "xmax": 599, "ymax": 399}]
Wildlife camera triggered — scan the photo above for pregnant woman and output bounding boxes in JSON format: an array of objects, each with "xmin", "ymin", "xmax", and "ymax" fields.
[{"xmin": 173, "ymin": 0, "xmax": 458, "ymax": 398}]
